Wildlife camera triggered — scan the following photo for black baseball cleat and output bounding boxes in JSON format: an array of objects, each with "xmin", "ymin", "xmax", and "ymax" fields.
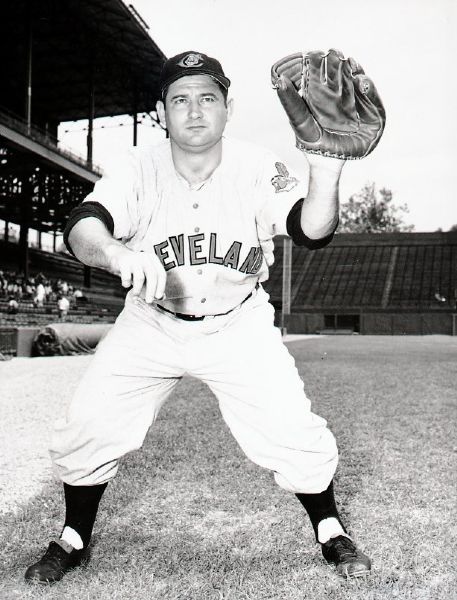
[
  {"xmin": 24, "ymin": 540, "xmax": 88, "ymax": 584},
  {"xmin": 321, "ymin": 535, "xmax": 371, "ymax": 578}
]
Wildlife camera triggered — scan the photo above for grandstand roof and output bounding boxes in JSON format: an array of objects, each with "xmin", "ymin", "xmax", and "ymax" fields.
[
  {"xmin": 264, "ymin": 232, "xmax": 457, "ymax": 312},
  {"xmin": 0, "ymin": 0, "xmax": 166, "ymax": 122},
  {"xmin": 0, "ymin": 0, "xmax": 166, "ymax": 236}
]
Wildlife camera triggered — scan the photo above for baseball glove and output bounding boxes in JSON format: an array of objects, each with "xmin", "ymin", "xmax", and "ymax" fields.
[{"xmin": 271, "ymin": 49, "xmax": 386, "ymax": 159}]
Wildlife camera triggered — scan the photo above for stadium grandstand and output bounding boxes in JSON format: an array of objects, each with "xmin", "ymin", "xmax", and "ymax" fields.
[
  {"xmin": 264, "ymin": 232, "xmax": 457, "ymax": 336},
  {"xmin": 0, "ymin": 0, "xmax": 165, "ymax": 355}
]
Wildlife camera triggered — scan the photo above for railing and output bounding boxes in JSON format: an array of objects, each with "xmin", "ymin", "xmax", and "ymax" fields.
[{"xmin": 0, "ymin": 106, "xmax": 103, "ymax": 176}]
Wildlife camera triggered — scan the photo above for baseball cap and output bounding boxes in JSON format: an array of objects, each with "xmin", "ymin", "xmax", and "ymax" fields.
[{"xmin": 159, "ymin": 51, "xmax": 231, "ymax": 97}]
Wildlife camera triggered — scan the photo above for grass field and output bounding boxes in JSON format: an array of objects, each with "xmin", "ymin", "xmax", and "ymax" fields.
[{"xmin": 0, "ymin": 335, "xmax": 456, "ymax": 600}]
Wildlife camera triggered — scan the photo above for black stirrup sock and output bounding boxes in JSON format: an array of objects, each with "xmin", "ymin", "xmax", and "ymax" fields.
[
  {"xmin": 62, "ymin": 482, "xmax": 108, "ymax": 548},
  {"xmin": 295, "ymin": 480, "xmax": 346, "ymax": 542}
]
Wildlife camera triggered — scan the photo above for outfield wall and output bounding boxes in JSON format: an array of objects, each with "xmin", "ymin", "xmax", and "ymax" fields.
[
  {"xmin": 283, "ymin": 310, "xmax": 456, "ymax": 335},
  {"xmin": 361, "ymin": 312, "xmax": 454, "ymax": 335}
]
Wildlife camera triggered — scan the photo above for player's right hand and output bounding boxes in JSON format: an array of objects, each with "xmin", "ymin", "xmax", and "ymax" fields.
[{"xmin": 104, "ymin": 244, "xmax": 166, "ymax": 303}]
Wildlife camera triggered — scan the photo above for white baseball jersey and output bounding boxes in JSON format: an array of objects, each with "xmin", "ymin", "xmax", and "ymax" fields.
[
  {"xmin": 83, "ymin": 137, "xmax": 307, "ymax": 315},
  {"xmin": 52, "ymin": 136, "xmax": 339, "ymax": 494}
]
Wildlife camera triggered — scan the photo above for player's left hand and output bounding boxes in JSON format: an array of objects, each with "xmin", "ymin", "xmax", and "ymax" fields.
[{"xmin": 271, "ymin": 49, "xmax": 386, "ymax": 160}]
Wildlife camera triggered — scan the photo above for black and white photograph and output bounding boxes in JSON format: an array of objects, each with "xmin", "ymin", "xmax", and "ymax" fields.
[{"xmin": 0, "ymin": 1, "xmax": 456, "ymax": 598}]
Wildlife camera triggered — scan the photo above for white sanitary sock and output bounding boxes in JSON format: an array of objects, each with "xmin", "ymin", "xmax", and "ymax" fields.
[
  {"xmin": 317, "ymin": 517, "xmax": 349, "ymax": 544},
  {"xmin": 60, "ymin": 525, "xmax": 84, "ymax": 550}
]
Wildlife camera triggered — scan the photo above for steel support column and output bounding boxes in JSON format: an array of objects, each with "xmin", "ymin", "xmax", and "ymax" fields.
[
  {"xmin": 84, "ymin": 265, "xmax": 91, "ymax": 288},
  {"xmin": 87, "ymin": 63, "xmax": 95, "ymax": 168},
  {"xmin": 133, "ymin": 91, "xmax": 138, "ymax": 147},
  {"xmin": 19, "ymin": 177, "xmax": 32, "ymax": 279},
  {"xmin": 281, "ymin": 237, "xmax": 292, "ymax": 335},
  {"xmin": 25, "ymin": 4, "xmax": 33, "ymax": 135}
]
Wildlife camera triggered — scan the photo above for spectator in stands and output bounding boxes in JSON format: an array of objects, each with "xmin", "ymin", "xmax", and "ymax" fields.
[
  {"xmin": 27, "ymin": 281, "xmax": 36, "ymax": 302},
  {"xmin": 44, "ymin": 281, "xmax": 53, "ymax": 300},
  {"xmin": 1, "ymin": 273, "xmax": 8, "ymax": 296},
  {"xmin": 15, "ymin": 277, "xmax": 23, "ymax": 299},
  {"xmin": 24, "ymin": 281, "xmax": 33, "ymax": 298},
  {"xmin": 7, "ymin": 297, "xmax": 18, "ymax": 314},
  {"xmin": 57, "ymin": 295, "xmax": 70, "ymax": 319},
  {"xmin": 34, "ymin": 281, "xmax": 46, "ymax": 307},
  {"xmin": 52, "ymin": 279, "xmax": 60, "ymax": 298}
]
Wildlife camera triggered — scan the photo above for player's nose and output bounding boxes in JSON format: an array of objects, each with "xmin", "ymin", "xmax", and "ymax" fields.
[{"xmin": 188, "ymin": 99, "xmax": 203, "ymax": 119}]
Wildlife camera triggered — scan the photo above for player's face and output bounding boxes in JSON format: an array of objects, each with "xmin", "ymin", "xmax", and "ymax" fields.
[{"xmin": 157, "ymin": 75, "xmax": 233, "ymax": 153}]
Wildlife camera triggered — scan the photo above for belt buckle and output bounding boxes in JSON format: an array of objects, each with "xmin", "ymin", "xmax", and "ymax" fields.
[{"xmin": 188, "ymin": 314, "xmax": 205, "ymax": 321}]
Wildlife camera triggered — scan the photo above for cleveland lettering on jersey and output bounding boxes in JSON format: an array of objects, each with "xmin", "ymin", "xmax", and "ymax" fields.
[{"xmin": 153, "ymin": 232, "xmax": 263, "ymax": 275}]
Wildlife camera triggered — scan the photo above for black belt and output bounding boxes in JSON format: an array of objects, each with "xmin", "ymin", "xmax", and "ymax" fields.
[{"xmin": 156, "ymin": 285, "xmax": 258, "ymax": 321}]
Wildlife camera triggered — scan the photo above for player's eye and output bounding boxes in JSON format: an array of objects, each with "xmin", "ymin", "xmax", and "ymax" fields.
[
  {"xmin": 200, "ymin": 95, "xmax": 216, "ymax": 103},
  {"xmin": 172, "ymin": 97, "xmax": 188, "ymax": 105}
]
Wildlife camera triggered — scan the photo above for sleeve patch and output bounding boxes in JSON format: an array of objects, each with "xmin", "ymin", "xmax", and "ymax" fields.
[{"xmin": 271, "ymin": 162, "xmax": 298, "ymax": 193}]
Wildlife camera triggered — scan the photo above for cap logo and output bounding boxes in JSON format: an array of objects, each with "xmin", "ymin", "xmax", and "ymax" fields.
[
  {"xmin": 178, "ymin": 53, "xmax": 204, "ymax": 68},
  {"xmin": 271, "ymin": 162, "xmax": 298, "ymax": 193}
]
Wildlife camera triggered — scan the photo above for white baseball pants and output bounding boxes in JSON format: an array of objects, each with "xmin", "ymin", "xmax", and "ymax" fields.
[{"xmin": 50, "ymin": 286, "xmax": 338, "ymax": 493}]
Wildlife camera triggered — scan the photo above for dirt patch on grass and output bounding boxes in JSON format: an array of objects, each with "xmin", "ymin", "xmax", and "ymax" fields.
[{"xmin": 0, "ymin": 355, "xmax": 92, "ymax": 514}]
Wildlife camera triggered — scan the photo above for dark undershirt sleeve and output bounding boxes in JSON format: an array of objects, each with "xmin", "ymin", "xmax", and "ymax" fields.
[
  {"xmin": 63, "ymin": 201, "xmax": 115, "ymax": 256},
  {"xmin": 286, "ymin": 198, "xmax": 338, "ymax": 249}
]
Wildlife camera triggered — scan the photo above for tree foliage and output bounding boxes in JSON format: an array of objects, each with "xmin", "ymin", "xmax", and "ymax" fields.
[{"xmin": 339, "ymin": 183, "xmax": 414, "ymax": 233}]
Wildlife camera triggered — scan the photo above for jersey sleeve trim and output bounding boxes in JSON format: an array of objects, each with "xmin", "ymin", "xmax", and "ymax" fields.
[
  {"xmin": 286, "ymin": 198, "xmax": 338, "ymax": 249},
  {"xmin": 63, "ymin": 201, "xmax": 115, "ymax": 255}
]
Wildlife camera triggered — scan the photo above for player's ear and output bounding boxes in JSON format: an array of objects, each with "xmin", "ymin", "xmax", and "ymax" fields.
[
  {"xmin": 226, "ymin": 97, "xmax": 234, "ymax": 122},
  {"xmin": 156, "ymin": 100, "xmax": 167, "ymax": 128}
]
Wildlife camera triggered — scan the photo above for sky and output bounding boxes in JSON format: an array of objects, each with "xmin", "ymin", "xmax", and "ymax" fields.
[{"xmin": 59, "ymin": 0, "xmax": 457, "ymax": 232}]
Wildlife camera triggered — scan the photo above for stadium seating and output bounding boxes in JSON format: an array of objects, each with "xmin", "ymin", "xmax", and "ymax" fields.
[
  {"xmin": 262, "ymin": 232, "xmax": 457, "ymax": 335},
  {"xmin": 264, "ymin": 232, "xmax": 457, "ymax": 312},
  {"xmin": 0, "ymin": 240, "xmax": 124, "ymax": 301},
  {"xmin": 0, "ymin": 242, "xmax": 124, "ymax": 348}
]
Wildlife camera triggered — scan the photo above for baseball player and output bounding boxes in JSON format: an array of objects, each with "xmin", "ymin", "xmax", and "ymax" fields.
[{"xmin": 25, "ymin": 49, "xmax": 385, "ymax": 584}]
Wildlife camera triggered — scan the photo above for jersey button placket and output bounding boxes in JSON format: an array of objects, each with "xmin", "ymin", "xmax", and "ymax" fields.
[{"xmin": 189, "ymin": 191, "xmax": 207, "ymax": 289}]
